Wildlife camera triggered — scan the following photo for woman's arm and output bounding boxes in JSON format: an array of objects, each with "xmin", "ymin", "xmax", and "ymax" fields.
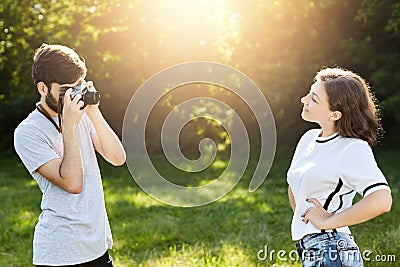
[
  {"xmin": 288, "ymin": 186, "xmax": 296, "ymax": 212},
  {"xmin": 302, "ymin": 189, "xmax": 392, "ymax": 230}
]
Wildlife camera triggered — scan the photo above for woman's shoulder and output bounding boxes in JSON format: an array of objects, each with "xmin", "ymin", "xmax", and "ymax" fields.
[
  {"xmin": 300, "ymin": 128, "xmax": 321, "ymax": 141},
  {"xmin": 294, "ymin": 128, "xmax": 321, "ymax": 149},
  {"xmin": 338, "ymin": 136, "xmax": 373, "ymax": 161},
  {"xmin": 338, "ymin": 135, "xmax": 369, "ymax": 148}
]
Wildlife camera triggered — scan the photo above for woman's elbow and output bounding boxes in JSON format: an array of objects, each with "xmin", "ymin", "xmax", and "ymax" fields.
[
  {"xmin": 378, "ymin": 190, "xmax": 392, "ymax": 213},
  {"xmin": 382, "ymin": 192, "xmax": 392, "ymax": 213}
]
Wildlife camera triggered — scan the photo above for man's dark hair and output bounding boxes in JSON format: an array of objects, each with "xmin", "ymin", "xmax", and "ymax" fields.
[{"xmin": 32, "ymin": 44, "xmax": 87, "ymax": 88}]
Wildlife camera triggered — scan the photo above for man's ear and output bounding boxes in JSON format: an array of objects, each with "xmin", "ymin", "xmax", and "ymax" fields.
[
  {"xmin": 330, "ymin": 111, "xmax": 342, "ymax": 121},
  {"xmin": 37, "ymin": 82, "xmax": 48, "ymax": 96}
]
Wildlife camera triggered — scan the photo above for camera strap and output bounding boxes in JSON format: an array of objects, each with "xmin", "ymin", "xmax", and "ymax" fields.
[
  {"xmin": 37, "ymin": 104, "xmax": 62, "ymax": 133},
  {"xmin": 57, "ymin": 100, "xmax": 63, "ymax": 133}
]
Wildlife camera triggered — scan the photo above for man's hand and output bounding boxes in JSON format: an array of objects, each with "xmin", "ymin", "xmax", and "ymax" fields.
[
  {"xmin": 62, "ymin": 88, "xmax": 85, "ymax": 129},
  {"xmin": 83, "ymin": 81, "xmax": 100, "ymax": 116}
]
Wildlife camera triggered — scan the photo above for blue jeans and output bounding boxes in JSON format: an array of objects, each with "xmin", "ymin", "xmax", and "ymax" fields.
[{"xmin": 295, "ymin": 232, "xmax": 363, "ymax": 267}]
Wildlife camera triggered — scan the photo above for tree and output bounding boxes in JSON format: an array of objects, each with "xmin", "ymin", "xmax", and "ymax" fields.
[
  {"xmin": 1, "ymin": 0, "xmax": 399, "ymax": 153},
  {"xmin": 353, "ymin": 0, "xmax": 400, "ymax": 143},
  {"xmin": 0, "ymin": 0, "xmax": 121, "ymax": 150}
]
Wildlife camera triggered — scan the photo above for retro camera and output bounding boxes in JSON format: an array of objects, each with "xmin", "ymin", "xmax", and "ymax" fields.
[{"xmin": 63, "ymin": 81, "xmax": 100, "ymax": 109}]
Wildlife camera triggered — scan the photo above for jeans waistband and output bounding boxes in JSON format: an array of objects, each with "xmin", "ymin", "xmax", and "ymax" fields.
[{"xmin": 297, "ymin": 232, "xmax": 351, "ymax": 250}]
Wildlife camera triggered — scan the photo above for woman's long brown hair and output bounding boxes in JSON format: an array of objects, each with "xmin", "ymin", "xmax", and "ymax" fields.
[{"xmin": 315, "ymin": 67, "xmax": 383, "ymax": 146}]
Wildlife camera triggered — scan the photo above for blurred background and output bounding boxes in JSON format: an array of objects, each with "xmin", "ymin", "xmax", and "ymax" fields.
[{"xmin": 1, "ymin": 0, "xmax": 399, "ymax": 155}]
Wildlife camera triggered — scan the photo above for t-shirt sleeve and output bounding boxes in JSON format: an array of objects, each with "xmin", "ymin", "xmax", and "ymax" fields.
[
  {"xmin": 339, "ymin": 141, "xmax": 390, "ymax": 197},
  {"xmin": 14, "ymin": 125, "xmax": 60, "ymax": 174}
]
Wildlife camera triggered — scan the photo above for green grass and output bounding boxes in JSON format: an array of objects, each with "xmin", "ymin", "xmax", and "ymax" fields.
[{"xmin": 0, "ymin": 148, "xmax": 398, "ymax": 266}]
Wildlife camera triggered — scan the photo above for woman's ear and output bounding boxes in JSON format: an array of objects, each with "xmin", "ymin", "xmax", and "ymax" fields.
[
  {"xmin": 330, "ymin": 111, "xmax": 342, "ymax": 121},
  {"xmin": 37, "ymin": 82, "xmax": 48, "ymax": 96}
]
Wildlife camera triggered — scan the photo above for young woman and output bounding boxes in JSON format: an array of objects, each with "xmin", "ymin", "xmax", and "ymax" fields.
[{"xmin": 287, "ymin": 67, "xmax": 392, "ymax": 266}]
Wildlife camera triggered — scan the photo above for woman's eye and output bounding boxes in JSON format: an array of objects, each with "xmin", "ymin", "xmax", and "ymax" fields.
[{"xmin": 311, "ymin": 98, "xmax": 316, "ymax": 102}]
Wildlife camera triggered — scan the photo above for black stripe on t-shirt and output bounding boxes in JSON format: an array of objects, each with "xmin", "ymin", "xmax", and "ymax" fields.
[
  {"xmin": 316, "ymin": 134, "xmax": 339, "ymax": 143},
  {"xmin": 323, "ymin": 178, "xmax": 343, "ymax": 210},
  {"xmin": 333, "ymin": 190, "xmax": 354, "ymax": 213},
  {"xmin": 362, "ymin": 182, "xmax": 389, "ymax": 197}
]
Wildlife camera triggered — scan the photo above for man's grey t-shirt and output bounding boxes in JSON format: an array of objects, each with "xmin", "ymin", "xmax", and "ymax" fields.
[{"xmin": 14, "ymin": 108, "xmax": 112, "ymax": 266}]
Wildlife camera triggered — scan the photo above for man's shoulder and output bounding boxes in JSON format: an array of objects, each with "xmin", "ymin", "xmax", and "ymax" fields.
[
  {"xmin": 15, "ymin": 109, "xmax": 58, "ymax": 142},
  {"xmin": 15, "ymin": 109, "xmax": 43, "ymax": 134}
]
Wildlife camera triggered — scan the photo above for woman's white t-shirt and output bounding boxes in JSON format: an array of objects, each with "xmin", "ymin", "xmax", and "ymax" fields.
[{"xmin": 287, "ymin": 129, "xmax": 390, "ymax": 241}]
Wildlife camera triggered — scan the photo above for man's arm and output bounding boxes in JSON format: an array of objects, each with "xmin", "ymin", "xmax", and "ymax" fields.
[
  {"xmin": 87, "ymin": 106, "xmax": 126, "ymax": 166},
  {"xmin": 37, "ymin": 90, "xmax": 85, "ymax": 194},
  {"xmin": 37, "ymin": 128, "xmax": 83, "ymax": 194},
  {"xmin": 84, "ymin": 80, "xmax": 125, "ymax": 166}
]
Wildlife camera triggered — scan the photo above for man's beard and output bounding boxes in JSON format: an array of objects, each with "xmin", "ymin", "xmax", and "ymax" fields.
[{"xmin": 45, "ymin": 91, "xmax": 60, "ymax": 114}]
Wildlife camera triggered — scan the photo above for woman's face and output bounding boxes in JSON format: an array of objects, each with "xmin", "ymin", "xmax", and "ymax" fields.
[{"xmin": 300, "ymin": 81, "xmax": 333, "ymax": 125}]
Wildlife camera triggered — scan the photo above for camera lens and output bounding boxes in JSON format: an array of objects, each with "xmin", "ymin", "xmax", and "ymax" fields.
[{"xmin": 83, "ymin": 91, "xmax": 100, "ymax": 105}]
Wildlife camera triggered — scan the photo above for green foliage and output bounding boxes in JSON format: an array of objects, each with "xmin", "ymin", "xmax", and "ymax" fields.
[
  {"xmin": 0, "ymin": 0, "xmax": 120, "ymax": 149},
  {"xmin": 354, "ymin": 0, "xmax": 400, "ymax": 143},
  {"xmin": 1, "ymin": 0, "xmax": 400, "ymax": 153}
]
